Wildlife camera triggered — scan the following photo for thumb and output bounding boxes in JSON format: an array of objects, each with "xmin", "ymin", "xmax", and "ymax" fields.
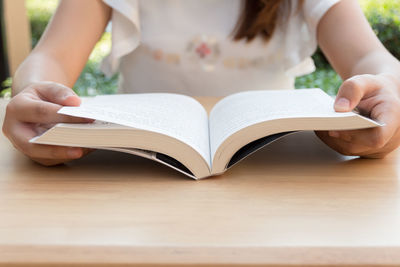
[
  {"xmin": 334, "ymin": 74, "xmax": 382, "ymax": 112},
  {"xmin": 32, "ymin": 82, "xmax": 81, "ymax": 106}
]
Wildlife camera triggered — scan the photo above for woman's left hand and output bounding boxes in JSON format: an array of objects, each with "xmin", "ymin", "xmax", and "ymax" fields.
[{"xmin": 316, "ymin": 73, "xmax": 400, "ymax": 158}]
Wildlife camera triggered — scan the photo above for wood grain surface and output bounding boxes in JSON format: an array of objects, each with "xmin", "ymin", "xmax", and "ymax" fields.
[{"xmin": 0, "ymin": 98, "xmax": 399, "ymax": 266}]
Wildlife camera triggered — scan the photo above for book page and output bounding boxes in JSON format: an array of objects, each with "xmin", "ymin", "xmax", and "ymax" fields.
[
  {"xmin": 58, "ymin": 93, "xmax": 211, "ymax": 167},
  {"xmin": 209, "ymin": 89, "xmax": 358, "ymax": 160}
]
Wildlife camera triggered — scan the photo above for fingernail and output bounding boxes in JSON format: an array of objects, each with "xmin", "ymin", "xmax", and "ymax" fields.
[
  {"xmin": 334, "ymin": 98, "xmax": 350, "ymax": 111},
  {"xmin": 67, "ymin": 148, "xmax": 82, "ymax": 158},
  {"xmin": 63, "ymin": 93, "xmax": 75, "ymax": 100},
  {"xmin": 329, "ymin": 131, "xmax": 340, "ymax": 138}
]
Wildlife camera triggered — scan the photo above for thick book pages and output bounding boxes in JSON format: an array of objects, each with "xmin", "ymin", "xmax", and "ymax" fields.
[
  {"xmin": 32, "ymin": 93, "xmax": 212, "ymax": 178},
  {"xmin": 31, "ymin": 89, "xmax": 380, "ymax": 179}
]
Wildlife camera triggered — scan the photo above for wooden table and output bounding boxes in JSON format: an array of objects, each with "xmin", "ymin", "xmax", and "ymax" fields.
[{"xmin": 0, "ymin": 98, "xmax": 399, "ymax": 266}]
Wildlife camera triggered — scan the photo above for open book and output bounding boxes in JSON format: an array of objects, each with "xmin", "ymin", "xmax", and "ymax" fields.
[{"xmin": 31, "ymin": 89, "xmax": 380, "ymax": 179}]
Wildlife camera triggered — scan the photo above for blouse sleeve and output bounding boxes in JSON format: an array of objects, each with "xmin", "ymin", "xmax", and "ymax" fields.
[
  {"xmin": 101, "ymin": 0, "xmax": 141, "ymax": 76},
  {"xmin": 303, "ymin": 0, "xmax": 341, "ymax": 34},
  {"xmin": 282, "ymin": 0, "xmax": 340, "ymax": 77}
]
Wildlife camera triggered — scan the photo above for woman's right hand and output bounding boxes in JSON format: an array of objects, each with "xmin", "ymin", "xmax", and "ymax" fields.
[{"xmin": 2, "ymin": 82, "xmax": 93, "ymax": 166}]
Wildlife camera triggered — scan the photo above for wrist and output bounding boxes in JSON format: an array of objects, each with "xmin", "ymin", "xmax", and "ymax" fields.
[{"xmin": 378, "ymin": 73, "xmax": 400, "ymax": 96}]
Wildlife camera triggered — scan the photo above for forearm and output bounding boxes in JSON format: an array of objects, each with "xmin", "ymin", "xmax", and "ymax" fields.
[
  {"xmin": 348, "ymin": 49, "xmax": 400, "ymax": 89},
  {"xmin": 12, "ymin": 52, "xmax": 75, "ymax": 96},
  {"xmin": 12, "ymin": 0, "xmax": 111, "ymax": 96},
  {"xmin": 317, "ymin": 0, "xmax": 400, "ymax": 88}
]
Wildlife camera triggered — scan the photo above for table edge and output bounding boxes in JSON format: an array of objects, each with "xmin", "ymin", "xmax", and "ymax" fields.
[{"xmin": 1, "ymin": 245, "xmax": 400, "ymax": 266}]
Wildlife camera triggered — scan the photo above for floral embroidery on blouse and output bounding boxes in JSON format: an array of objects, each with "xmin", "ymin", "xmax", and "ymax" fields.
[{"xmin": 141, "ymin": 34, "xmax": 282, "ymax": 72}]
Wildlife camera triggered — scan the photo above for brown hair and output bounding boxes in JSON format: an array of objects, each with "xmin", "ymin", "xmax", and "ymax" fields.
[{"xmin": 233, "ymin": 0, "xmax": 302, "ymax": 42}]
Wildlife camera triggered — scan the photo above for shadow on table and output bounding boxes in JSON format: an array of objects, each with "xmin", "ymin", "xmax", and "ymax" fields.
[{"xmin": 7, "ymin": 130, "xmax": 399, "ymax": 183}]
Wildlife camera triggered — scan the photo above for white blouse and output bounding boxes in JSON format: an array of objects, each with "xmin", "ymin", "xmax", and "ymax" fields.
[{"xmin": 101, "ymin": 0, "xmax": 340, "ymax": 96}]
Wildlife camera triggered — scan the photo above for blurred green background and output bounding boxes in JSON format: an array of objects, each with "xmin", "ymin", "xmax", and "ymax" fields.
[{"xmin": 1, "ymin": 0, "xmax": 400, "ymax": 97}]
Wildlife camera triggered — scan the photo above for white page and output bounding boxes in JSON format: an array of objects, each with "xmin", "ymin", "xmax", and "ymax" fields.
[
  {"xmin": 209, "ymin": 89, "xmax": 358, "ymax": 160},
  {"xmin": 59, "ymin": 93, "xmax": 211, "ymax": 167}
]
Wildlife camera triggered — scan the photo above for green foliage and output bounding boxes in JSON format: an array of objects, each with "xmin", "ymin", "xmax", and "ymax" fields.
[
  {"xmin": 72, "ymin": 33, "xmax": 119, "ymax": 96},
  {"xmin": 295, "ymin": 69, "xmax": 342, "ymax": 96},
  {"xmin": 0, "ymin": 77, "xmax": 12, "ymax": 98},
  {"xmin": 73, "ymin": 62, "xmax": 119, "ymax": 96},
  {"xmin": 361, "ymin": 0, "xmax": 400, "ymax": 60},
  {"xmin": 26, "ymin": 0, "xmax": 58, "ymax": 47},
  {"xmin": 312, "ymin": 48, "xmax": 330, "ymax": 69}
]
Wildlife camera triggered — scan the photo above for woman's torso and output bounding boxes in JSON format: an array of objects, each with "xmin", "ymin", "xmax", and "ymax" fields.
[{"xmin": 103, "ymin": 0, "xmax": 329, "ymax": 96}]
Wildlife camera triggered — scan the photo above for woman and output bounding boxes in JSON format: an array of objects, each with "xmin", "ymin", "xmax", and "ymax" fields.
[{"xmin": 3, "ymin": 0, "xmax": 400, "ymax": 165}]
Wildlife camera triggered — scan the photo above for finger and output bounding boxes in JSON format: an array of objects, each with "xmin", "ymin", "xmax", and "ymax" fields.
[
  {"xmin": 334, "ymin": 75, "xmax": 382, "ymax": 112},
  {"xmin": 327, "ymin": 126, "xmax": 391, "ymax": 149},
  {"xmin": 327, "ymin": 91, "xmax": 400, "ymax": 152},
  {"xmin": 12, "ymin": 94, "xmax": 93, "ymax": 124},
  {"xmin": 82, "ymin": 148, "xmax": 95, "ymax": 156},
  {"xmin": 31, "ymin": 157, "xmax": 74, "ymax": 166},
  {"xmin": 350, "ymin": 97, "xmax": 399, "ymax": 147},
  {"xmin": 364, "ymin": 98, "xmax": 399, "ymax": 147},
  {"xmin": 30, "ymin": 82, "xmax": 81, "ymax": 106},
  {"xmin": 30, "ymin": 148, "xmax": 95, "ymax": 166},
  {"xmin": 316, "ymin": 131, "xmax": 372, "ymax": 156},
  {"xmin": 31, "ymin": 148, "xmax": 95, "ymax": 166},
  {"xmin": 8, "ymin": 122, "xmax": 84, "ymax": 160}
]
